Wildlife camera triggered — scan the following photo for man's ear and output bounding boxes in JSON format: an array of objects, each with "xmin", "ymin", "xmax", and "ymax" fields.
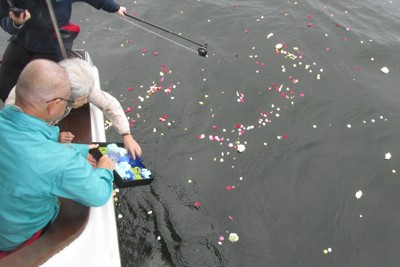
[{"xmin": 46, "ymin": 99, "xmax": 60, "ymax": 116}]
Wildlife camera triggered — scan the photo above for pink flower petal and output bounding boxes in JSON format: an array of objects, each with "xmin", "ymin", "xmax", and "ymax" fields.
[{"xmin": 159, "ymin": 115, "xmax": 168, "ymax": 122}]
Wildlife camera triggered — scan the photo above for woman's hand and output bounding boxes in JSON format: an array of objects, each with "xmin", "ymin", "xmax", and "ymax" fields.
[
  {"xmin": 9, "ymin": 10, "xmax": 31, "ymax": 27},
  {"xmin": 123, "ymin": 134, "xmax": 142, "ymax": 159},
  {"xmin": 58, "ymin": 131, "xmax": 75, "ymax": 143}
]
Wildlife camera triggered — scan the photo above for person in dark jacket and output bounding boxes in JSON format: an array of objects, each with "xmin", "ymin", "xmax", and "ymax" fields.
[{"xmin": 0, "ymin": 0, "xmax": 126, "ymax": 102}]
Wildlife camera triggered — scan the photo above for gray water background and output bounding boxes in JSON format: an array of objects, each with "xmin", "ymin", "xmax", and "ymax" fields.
[{"xmin": 2, "ymin": 0, "xmax": 400, "ymax": 266}]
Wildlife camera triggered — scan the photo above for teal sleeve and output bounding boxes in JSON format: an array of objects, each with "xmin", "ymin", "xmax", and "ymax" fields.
[
  {"xmin": 52, "ymin": 152, "xmax": 114, "ymax": 207},
  {"xmin": 70, "ymin": 143, "xmax": 89, "ymax": 157}
]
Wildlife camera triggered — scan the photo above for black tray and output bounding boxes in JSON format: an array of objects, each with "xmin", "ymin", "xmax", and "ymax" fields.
[{"xmin": 89, "ymin": 142, "xmax": 154, "ymax": 188}]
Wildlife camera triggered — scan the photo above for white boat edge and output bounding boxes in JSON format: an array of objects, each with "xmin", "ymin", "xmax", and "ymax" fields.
[{"xmin": 40, "ymin": 60, "xmax": 121, "ymax": 266}]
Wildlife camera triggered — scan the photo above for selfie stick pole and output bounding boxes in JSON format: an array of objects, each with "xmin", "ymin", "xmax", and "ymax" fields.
[
  {"xmin": 44, "ymin": 0, "xmax": 68, "ymax": 59},
  {"xmin": 123, "ymin": 12, "xmax": 207, "ymax": 57}
]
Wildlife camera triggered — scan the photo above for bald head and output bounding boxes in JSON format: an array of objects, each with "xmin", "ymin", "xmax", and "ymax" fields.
[{"xmin": 15, "ymin": 59, "xmax": 70, "ymax": 108}]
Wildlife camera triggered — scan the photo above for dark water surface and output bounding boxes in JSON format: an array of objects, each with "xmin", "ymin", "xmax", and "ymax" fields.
[
  {"xmin": 76, "ymin": 0, "xmax": 400, "ymax": 266},
  {"xmin": 3, "ymin": 0, "xmax": 400, "ymax": 266}
]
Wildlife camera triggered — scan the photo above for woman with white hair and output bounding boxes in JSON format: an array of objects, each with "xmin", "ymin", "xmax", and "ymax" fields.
[{"xmin": 6, "ymin": 58, "xmax": 141, "ymax": 159}]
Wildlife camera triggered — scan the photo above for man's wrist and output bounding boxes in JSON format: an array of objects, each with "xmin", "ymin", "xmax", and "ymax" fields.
[{"xmin": 121, "ymin": 133, "xmax": 131, "ymax": 137}]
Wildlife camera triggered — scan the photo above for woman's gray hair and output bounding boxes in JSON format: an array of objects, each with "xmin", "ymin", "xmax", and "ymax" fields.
[{"xmin": 58, "ymin": 58, "xmax": 95, "ymax": 99}]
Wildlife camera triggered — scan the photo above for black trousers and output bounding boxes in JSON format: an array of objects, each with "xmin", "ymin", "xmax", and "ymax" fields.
[{"xmin": 0, "ymin": 39, "xmax": 63, "ymax": 102}]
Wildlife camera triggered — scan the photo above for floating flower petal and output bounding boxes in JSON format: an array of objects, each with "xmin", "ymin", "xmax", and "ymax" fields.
[
  {"xmin": 236, "ymin": 144, "xmax": 246, "ymax": 153},
  {"xmin": 381, "ymin": 67, "xmax": 389, "ymax": 74},
  {"xmin": 228, "ymin": 233, "xmax": 239, "ymax": 242}
]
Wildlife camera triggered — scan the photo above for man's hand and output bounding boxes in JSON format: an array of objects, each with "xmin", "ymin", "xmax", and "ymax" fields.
[
  {"xmin": 9, "ymin": 10, "xmax": 31, "ymax": 27},
  {"xmin": 87, "ymin": 144, "xmax": 99, "ymax": 167},
  {"xmin": 123, "ymin": 134, "xmax": 142, "ymax": 159},
  {"xmin": 86, "ymin": 153, "xmax": 97, "ymax": 167},
  {"xmin": 116, "ymin": 6, "xmax": 126, "ymax": 17},
  {"xmin": 88, "ymin": 144, "xmax": 99, "ymax": 150},
  {"xmin": 97, "ymin": 155, "xmax": 115, "ymax": 171},
  {"xmin": 58, "ymin": 131, "xmax": 75, "ymax": 143}
]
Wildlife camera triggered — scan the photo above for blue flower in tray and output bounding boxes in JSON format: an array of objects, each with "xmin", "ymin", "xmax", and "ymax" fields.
[
  {"xmin": 100, "ymin": 144, "xmax": 152, "ymax": 181},
  {"xmin": 141, "ymin": 168, "xmax": 151, "ymax": 179}
]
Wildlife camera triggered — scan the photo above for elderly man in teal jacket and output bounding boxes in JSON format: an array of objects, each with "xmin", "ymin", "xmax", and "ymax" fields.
[{"xmin": 0, "ymin": 59, "xmax": 115, "ymax": 257}]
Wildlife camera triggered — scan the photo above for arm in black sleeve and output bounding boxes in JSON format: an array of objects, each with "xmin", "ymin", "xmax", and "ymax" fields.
[
  {"xmin": 79, "ymin": 0, "xmax": 120, "ymax": 13},
  {"xmin": 0, "ymin": 0, "xmax": 23, "ymax": 35}
]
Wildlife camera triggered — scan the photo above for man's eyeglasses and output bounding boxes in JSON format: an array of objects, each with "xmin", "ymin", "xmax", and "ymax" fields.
[{"xmin": 46, "ymin": 97, "xmax": 75, "ymax": 108}]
